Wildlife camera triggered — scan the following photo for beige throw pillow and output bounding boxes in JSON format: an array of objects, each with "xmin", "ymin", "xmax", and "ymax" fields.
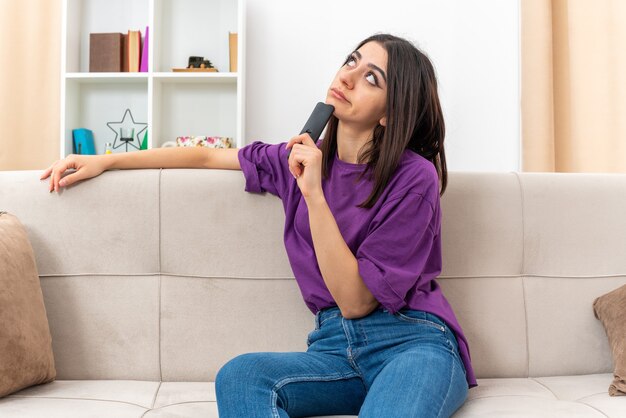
[
  {"xmin": 0, "ymin": 212, "xmax": 56, "ymax": 398},
  {"xmin": 593, "ymin": 284, "xmax": 626, "ymax": 396}
]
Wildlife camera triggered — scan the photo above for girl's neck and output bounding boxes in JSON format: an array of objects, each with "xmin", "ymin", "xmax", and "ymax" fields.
[{"xmin": 336, "ymin": 122, "xmax": 374, "ymax": 164}]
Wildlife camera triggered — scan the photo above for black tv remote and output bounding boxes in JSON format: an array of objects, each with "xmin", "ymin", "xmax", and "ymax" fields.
[{"xmin": 287, "ymin": 102, "xmax": 335, "ymax": 158}]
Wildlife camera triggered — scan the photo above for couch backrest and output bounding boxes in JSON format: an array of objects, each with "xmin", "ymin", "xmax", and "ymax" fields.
[
  {"xmin": 439, "ymin": 172, "xmax": 626, "ymax": 379},
  {"xmin": 1, "ymin": 169, "xmax": 625, "ymax": 381}
]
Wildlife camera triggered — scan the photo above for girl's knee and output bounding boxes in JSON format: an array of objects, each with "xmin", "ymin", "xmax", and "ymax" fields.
[
  {"xmin": 216, "ymin": 353, "xmax": 273, "ymax": 393},
  {"xmin": 217, "ymin": 354, "xmax": 252, "ymax": 385},
  {"xmin": 216, "ymin": 353, "xmax": 281, "ymax": 417}
]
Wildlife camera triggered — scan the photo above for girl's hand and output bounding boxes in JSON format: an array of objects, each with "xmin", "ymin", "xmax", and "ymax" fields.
[
  {"xmin": 40, "ymin": 154, "xmax": 108, "ymax": 193},
  {"xmin": 286, "ymin": 134, "xmax": 324, "ymax": 200}
]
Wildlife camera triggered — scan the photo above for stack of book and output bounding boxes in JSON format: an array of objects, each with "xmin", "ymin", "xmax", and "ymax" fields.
[{"xmin": 89, "ymin": 27, "xmax": 149, "ymax": 72}]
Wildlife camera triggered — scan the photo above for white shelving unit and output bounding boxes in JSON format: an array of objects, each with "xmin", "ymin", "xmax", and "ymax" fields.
[{"xmin": 60, "ymin": 0, "xmax": 245, "ymax": 157}]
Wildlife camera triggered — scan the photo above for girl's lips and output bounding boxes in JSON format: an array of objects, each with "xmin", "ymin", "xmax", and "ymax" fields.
[{"xmin": 330, "ymin": 88, "xmax": 349, "ymax": 103}]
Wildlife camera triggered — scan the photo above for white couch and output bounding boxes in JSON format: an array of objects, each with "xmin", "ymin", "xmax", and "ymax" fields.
[{"xmin": 0, "ymin": 169, "xmax": 625, "ymax": 417}]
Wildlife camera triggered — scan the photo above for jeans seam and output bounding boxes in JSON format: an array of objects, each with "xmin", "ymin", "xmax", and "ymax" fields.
[
  {"xmin": 347, "ymin": 346, "xmax": 365, "ymax": 377},
  {"xmin": 358, "ymin": 322, "xmax": 369, "ymax": 346},
  {"xmin": 319, "ymin": 313, "xmax": 340, "ymax": 327},
  {"xmin": 341, "ymin": 318, "xmax": 365, "ymax": 377},
  {"xmin": 270, "ymin": 390, "xmax": 280, "ymax": 418},
  {"xmin": 445, "ymin": 335, "xmax": 461, "ymax": 363},
  {"xmin": 341, "ymin": 317, "xmax": 353, "ymax": 346},
  {"xmin": 395, "ymin": 312, "xmax": 446, "ymax": 332},
  {"xmin": 436, "ymin": 351, "xmax": 456, "ymax": 418},
  {"xmin": 270, "ymin": 372, "xmax": 360, "ymax": 417}
]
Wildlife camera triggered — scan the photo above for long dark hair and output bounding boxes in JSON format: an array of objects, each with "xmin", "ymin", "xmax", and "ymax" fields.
[{"xmin": 320, "ymin": 33, "xmax": 447, "ymax": 209}]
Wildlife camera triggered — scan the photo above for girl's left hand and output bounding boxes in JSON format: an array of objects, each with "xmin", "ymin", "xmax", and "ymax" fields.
[{"xmin": 286, "ymin": 134, "xmax": 323, "ymax": 200}]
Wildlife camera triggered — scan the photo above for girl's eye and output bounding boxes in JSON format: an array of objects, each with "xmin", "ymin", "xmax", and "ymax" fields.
[
  {"xmin": 346, "ymin": 58, "xmax": 356, "ymax": 67},
  {"xmin": 366, "ymin": 73, "xmax": 378, "ymax": 86}
]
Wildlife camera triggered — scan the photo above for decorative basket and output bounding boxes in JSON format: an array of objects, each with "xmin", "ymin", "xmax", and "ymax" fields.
[{"xmin": 175, "ymin": 136, "xmax": 233, "ymax": 148}]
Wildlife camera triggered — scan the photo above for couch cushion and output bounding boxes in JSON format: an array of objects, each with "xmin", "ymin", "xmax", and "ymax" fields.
[
  {"xmin": 4, "ymin": 380, "xmax": 159, "ymax": 407},
  {"xmin": 0, "ymin": 398, "xmax": 147, "ymax": 418},
  {"xmin": 0, "ymin": 380, "xmax": 158, "ymax": 417},
  {"xmin": 440, "ymin": 172, "xmax": 523, "ymax": 278},
  {"xmin": 535, "ymin": 374, "xmax": 617, "ymax": 401},
  {"xmin": 456, "ymin": 374, "xmax": 623, "ymax": 417},
  {"xmin": 0, "ymin": 169, "xmax": 161, "ymax": 276},
  {"xmin": 525, "ymin": 276, "xmax": 626, "ymax": 377},
  {"xmin": 0, "ymin": 212, "xmax": 56, "ymax": 397},
  {"xmin": 153, "ymin": 382, "xmax": 215, "ymax": 407},
  {"xmin": 160, "ymin": 275, "xmax": 312, "ymax": 381},
  {"xmin": 40, "ymin": 275, "xmax": 161, "ymax": 380},
  {"xmin": 1, "ymin": 376, "xmax": 623, "ymax": 417},
  {"xmin": 456, "ymin": 396, "xmax": 605, "ymax": 417},
  {"xmin": 147, "ymin": 382, "xmax": 217, "ymax": 417},
  {"xmin": 519, "ymin": 173, "xmax": 626, "ymax": 277},
  {"xmin": 439, "ymin": 277, "xmax": 528, "ymax": 378},
  {"xmin": 160, "ymin": 169, "xmax": 292, "ymax": 278}
]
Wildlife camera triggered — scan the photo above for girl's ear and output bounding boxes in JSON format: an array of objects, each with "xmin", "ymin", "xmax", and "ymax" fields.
[{"xmin": 379, "ymin": 116, "xmax": 387, "ymax": 127}]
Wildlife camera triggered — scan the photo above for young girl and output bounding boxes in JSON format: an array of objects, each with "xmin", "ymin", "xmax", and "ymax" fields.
[{"xmin": 42, "ymin": 33, "xmax": 476, "ymax": 417}]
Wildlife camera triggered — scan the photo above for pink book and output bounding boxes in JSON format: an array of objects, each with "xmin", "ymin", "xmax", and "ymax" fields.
[{"xmin": 140, "ymin": 26, "xmax": 149, "ymax": 72}]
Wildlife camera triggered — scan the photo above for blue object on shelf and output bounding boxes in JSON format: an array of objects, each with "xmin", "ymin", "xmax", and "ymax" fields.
[{"xmin": 72, "ymin": 128, "xmax": 96, "ymax": 155}]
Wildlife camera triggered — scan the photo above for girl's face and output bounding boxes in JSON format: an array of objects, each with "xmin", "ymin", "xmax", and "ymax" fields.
[{"xmin": 326, "ymin": 41, "xmax": 388, "ymax": 132}]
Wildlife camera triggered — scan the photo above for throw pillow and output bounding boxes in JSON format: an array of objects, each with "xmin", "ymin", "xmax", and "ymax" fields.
[
  {"xmin": 593, "ymin": 284, "xmax": 626, "ymax": 396},
  {"xmin": 0, "ymin": 211, "xmax": 56, "ymax": 397}
]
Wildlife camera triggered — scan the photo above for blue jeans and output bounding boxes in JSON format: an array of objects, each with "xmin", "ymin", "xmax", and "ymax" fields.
[{"xmin": 216, "ymin": 307, "xmax": 468, "ymax": 417}]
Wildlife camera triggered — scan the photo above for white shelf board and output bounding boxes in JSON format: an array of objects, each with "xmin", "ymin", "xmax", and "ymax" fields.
[
  {"xmin": 66, "ymin": 73, "xmax": 149, "ymax": 84},
  {"xmin": 153, "ymin": 72, "xmax": 238, "ymax": 84}
]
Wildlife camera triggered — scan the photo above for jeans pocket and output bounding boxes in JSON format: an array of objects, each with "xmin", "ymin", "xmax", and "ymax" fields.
[
  {"xmin": 394, "ymin": 310, "xmax": 446, "ymax": 333},
  {"xmin": 319, "ymin": 313, "xmax": 342, "ymax": 328}
]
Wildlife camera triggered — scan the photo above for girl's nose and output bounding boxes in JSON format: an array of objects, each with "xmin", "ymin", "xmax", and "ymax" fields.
[{"xmin": 339, "ymin": 70, "xmax": 354, "ymax": 89}]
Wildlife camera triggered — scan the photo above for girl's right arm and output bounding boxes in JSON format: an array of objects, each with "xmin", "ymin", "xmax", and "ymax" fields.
[{"xmin": 41, "ymin": 146, "xmax": 241, "ymax": 193}]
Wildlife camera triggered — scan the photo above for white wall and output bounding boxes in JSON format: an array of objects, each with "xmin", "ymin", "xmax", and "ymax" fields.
[{"xmin": 244, "ymin": 0, "xmax": 520, "ymax": 172}]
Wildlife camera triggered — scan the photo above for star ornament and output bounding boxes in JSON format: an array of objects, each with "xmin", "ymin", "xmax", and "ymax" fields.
[{"xmin": 107, "ymin": 108, "xmax": 148, "ymax": 151}]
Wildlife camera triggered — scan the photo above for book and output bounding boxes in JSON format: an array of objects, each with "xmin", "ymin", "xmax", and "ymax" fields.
[
  {"xmin": 140, "ymin": 26, "xmax": 149, "ymax": 72},
  {"xmin": 121, "ymin": 34, "xmax": 128, "ymax": 72},
  {"xmin": 126, "ymin": 30, "xmax": 142, "ymax": 72},
  {"xmin": 229, "ymin": 32, "xmax": 238, "ymax": 72},
  {"xmin": 72, "ymin": 129, "xmax": 96, "ymax": 155},
  {"xmin": 89, "ymin": 33, "xmax": 123, "ymax": 72},
  {"xmin": 140, "ymin": 130, "xmax": 148, "ymax": 150}
]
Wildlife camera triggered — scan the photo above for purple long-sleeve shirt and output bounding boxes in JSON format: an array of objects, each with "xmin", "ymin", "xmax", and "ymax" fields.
[{"xmin": 238, "ymin": 140, "xmax": 476, "ymax": 387}]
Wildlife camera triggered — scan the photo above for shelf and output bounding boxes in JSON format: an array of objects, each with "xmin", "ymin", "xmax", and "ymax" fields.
[
  {"xmin": 61, "ymin": 0, "xmax": 245, "ymax": 157},
  {"xmin": 153, "ymin": 72, "xmax": 238, "ymax": 84},
  {"xmin": 66, "ymin": 73, "xmax": 149, "ymax": 84},
  {"xmin": 65, "ymin": 72, "xmax": 237, "ymax": 85},
  {"xmin": 64, "ymin": 0, "xmax": 149, "ymax": 73},
  {"xmin": 151, "ymin": 82, "xmax": 236, "ymax": 148},
  {"xmin": 154, "ymin": 0, "xmax": 237, "ymax": 73},
  {"xmin": 63, "ymin": 81, "xmax": 148, "ymax": 156}
]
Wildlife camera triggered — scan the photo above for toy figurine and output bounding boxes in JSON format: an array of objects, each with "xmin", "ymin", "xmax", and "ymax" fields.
[{"xmin": 187, "ymin": 56, "xmax": 214, "ymax": 69}]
